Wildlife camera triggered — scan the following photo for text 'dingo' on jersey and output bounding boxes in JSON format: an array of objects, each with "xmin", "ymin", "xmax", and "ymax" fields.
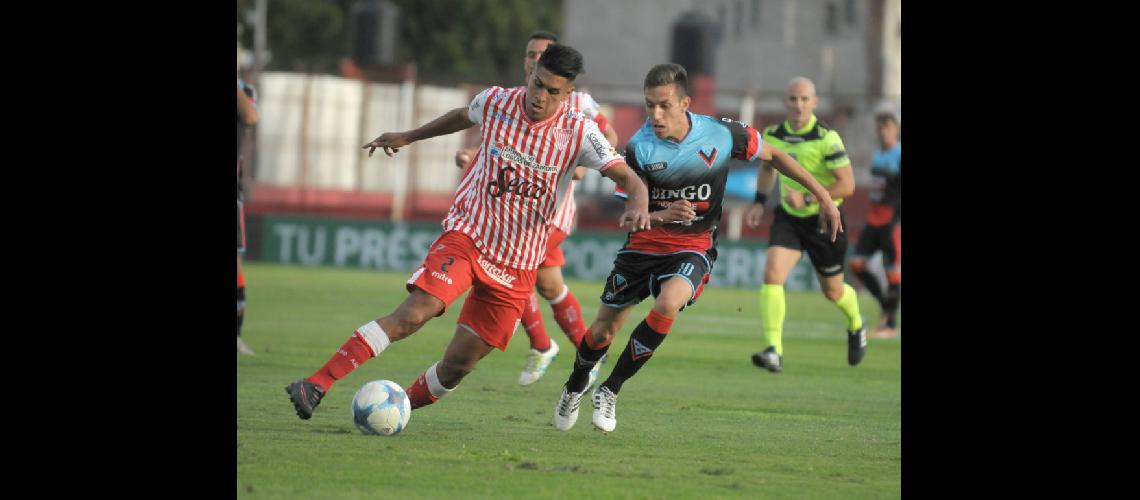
[{"xmin": 616, "ymin": 112, "xmax": 761, "ymax": 254}]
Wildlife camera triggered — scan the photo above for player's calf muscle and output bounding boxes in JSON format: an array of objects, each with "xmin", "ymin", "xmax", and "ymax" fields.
[{"xmin": 380, "ymin": 295, "xmax": 442, "ymax": 340}]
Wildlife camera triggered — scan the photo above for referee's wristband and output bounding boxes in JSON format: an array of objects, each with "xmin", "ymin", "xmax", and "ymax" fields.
[{"xmin": 754, "ymin": 192, "xmax": 768, "ymax": 205}]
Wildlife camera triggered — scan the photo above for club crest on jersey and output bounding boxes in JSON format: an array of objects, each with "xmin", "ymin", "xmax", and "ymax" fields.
[
  {"xmin": 552, "ymin": 128, "xmax": 572, "ymax": 152},
  {"xmin": 490, "ymin": 110, "xmax": 515, "ymax": 125},
  {"xmin": 698, "ymin": 145, "xmax": 718, "ymax": 168}
]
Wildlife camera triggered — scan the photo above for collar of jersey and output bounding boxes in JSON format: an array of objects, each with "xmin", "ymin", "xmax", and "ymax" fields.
[
  {"xmin": 515, "ymin": 90, "xmax": 564, "ymax": 128},
  {"xmin": 783, "ymin": 114, "xmax": 818, "ymax": 135},
  {"xmin": 656, "ymin": 111, "xmax": 697, "ymax": 147}
]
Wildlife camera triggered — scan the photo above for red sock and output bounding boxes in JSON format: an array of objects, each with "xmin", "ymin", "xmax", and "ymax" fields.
[
  {"xmin": 406, "ymin": 372, "xmax": 439, "ymax": 410},
  {"xmin": 522, "ymin": 292, "xmax": 551, "ymax": 351},
  {"xmin": 551, "ymin": 290, "xmax": 587, "ymax": 347},
  {"xmin": 308, "ymin": 332, "xmax": 375, "ymax": 391}
]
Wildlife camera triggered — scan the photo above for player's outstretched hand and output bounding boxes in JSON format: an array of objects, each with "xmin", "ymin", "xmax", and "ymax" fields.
[
  {"xmin": 818, "ymin": 200, "xmax": 843, "ymax": 242},
  {"xmin": 619, "ymin": 207, "xmax": 652, "ymax": 232},
  {"xmin": 363, "ymin": 132, "xmax": 411, "ymax": 158},
  {"xmin": 454, "ymin": 150, "xmax": 472, "ymax": 169},
  {"xmin": 746, "ymin": 203, "xmax": 765, "ymax": 228}
]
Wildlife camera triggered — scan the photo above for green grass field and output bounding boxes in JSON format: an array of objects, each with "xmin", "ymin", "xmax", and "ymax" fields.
[{"xmin": 237, "ymin": 262, "xmax": 901, "ymax": 499}]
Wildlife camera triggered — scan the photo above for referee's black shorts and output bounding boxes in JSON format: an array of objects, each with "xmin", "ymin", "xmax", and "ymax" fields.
[{"xmin": 769, "ymin": 205, "xmax": 848, "ymax": 277}]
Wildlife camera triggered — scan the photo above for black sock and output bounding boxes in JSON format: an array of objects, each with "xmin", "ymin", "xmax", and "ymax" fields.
[
  {"xmin": 853, "ymin": 269, "xmax": 886, "ymax": 310},
  {"xmin": 237, "ymin": 286, "xmax": 246, "ymax": 337},
  {"xmin": 600, "ymin": 319, "xmax": 668, "ymax": 395},
  {"xmin": 566, "ymin": 336, "xmax": 609, "ymax": 393},
  {"xmin": 883, "ymin": 284, "xmax": 901, "ymax": 327}
]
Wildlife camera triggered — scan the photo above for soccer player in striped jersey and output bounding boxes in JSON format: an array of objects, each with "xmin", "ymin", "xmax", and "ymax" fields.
[
  {"xmin": 285, "ymin": 44, "xmax": 651, "ymax": 422},
  {"xmin": 456, "ymin": 31, "xmax": 619, "ymax": 387},
  {"xmin": 552, "ymin": 64, "xmax": 839, "ymax": 432}
]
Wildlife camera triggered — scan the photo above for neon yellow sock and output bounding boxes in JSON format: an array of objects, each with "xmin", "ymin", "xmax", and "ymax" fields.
[
  {"xmin": 835, "ymin": 283, "xmax": 863, "ymax": 331},
  {"xmin": 759, "ymin": 284, "xmax": 785, "ymax": 355}
]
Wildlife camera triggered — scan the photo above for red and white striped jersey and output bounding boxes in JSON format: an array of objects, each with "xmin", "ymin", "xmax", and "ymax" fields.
[
  {"xmin": 443, "ymin": 86, "xmax": 624, "ymax": 270},
  {"xmin": 548, "ymin": 91, "xmax": 609, "ymax": 235}
]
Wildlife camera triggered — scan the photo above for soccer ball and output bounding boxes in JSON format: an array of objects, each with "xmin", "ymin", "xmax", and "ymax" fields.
[{"xmin": 351, "ymin": 380, "xmax": 411, "ymax": 436}]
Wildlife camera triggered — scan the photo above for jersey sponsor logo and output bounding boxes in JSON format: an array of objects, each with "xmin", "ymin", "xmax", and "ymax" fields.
[
  {"xmin": 698, "ymin": 145, "xmax": 718, "ymax": 167},
  {"xmin": 650, "ymin": 184, "xmax": 713, "ymax": 201},
  {"xmin": 552, "ymin": 128, "xmax": 572, "ymax": 152},
  {"xmin": 644, "ymin": 161, "xmax": 668, "ymax": 172},
  {"xmin": 489, "ymin": 110, "xmax": 515, "ymax": 125},
  {"xmin": 487, "ymin": 164, "xmax": 551, "ymax": 199},
  {"xmin": 630, "ymin": 338, "xmax": 654, "ymax": 360},
  {"xmin": 430, "ymin": 270, "xmax": 454, "ymax": 285},
  {"xmin": 587, "ymin": 131, "xmax": 609, "ymax": 159},
  {"xmin": 489, "ymin": 142, "xmax": 559, "ymax": 173},
  {"xmin": 476, "ymin": 255, "xmax": 517, "ymax": 288}
]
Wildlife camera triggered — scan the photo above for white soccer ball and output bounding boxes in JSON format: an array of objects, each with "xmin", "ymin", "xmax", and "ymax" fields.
[{"xmin": 351, "ymin": 380, "xmax": 411, "ymax": 436}]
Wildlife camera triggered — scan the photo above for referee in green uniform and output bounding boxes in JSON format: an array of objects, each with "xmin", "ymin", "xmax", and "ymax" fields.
[{"xmin": 745, "ymin": 77, "xmax": 866, "ymax": 373}]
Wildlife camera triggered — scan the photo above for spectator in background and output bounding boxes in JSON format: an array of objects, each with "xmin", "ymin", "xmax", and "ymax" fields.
[
  {"xmin": 849, "ymin": 111, "xmax": 901, "ymax": 338},
  {"xmin": 455, "ymin": 31, "xmax": 620, "ymax": 388},
  {"xmin": 746, "ymin": 77, "xmax": 866, "ymax": 373},
  {"xmin": 237, "ymin": 49, "xmax": 258, "ymax": 356}
]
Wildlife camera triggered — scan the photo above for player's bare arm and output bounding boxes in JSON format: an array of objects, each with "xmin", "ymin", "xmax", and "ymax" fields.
[
  {"xmin": 602, "ymin": 162, "xmax": 651, "ymax": 232},
  {"xmin": 237, "ymin": 83, "xmax": 258, "ymax": 126},
  {"xmin": 746, "ymin": 163, "xmax": 778, "ymax": 228},
  {"xmin": 364, "ymin": 108, "xmax": 476, "ymax": 158}
]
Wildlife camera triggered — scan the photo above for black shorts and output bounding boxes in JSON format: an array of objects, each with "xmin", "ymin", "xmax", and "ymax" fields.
[
  {"xmin": 237, "ymin": 199, "xmax": 246, "ymax": 253},
  {"xmin": 600, "ymin": 251, "xmax": 713, "ymax": 310},
  {"xmin": 769, "ymin": 205, "xmax": 848, "ymax": 277},
  {"xmin": 854, "ymin": 221, "xmax": 900, "ymax": 268}
]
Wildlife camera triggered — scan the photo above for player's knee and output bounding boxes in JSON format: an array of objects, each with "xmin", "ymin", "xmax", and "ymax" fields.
[
  {"xmin": 823, "ymin": 285, "xmax": 844, "ymax": 302},
  {"xmin": 849, "ymin": 258, "xmax": 866, "ymax": 273},
  {"xmin": 651, "ymin": 299, "xmax": 684, "ymax": 317},
  {"xmin": 591, "ymin": 322, "xmax": 619, "ymax": 345},
  {"xmin": 535, "ymin": 280, "xmax": 563, "ymax": 300}
]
